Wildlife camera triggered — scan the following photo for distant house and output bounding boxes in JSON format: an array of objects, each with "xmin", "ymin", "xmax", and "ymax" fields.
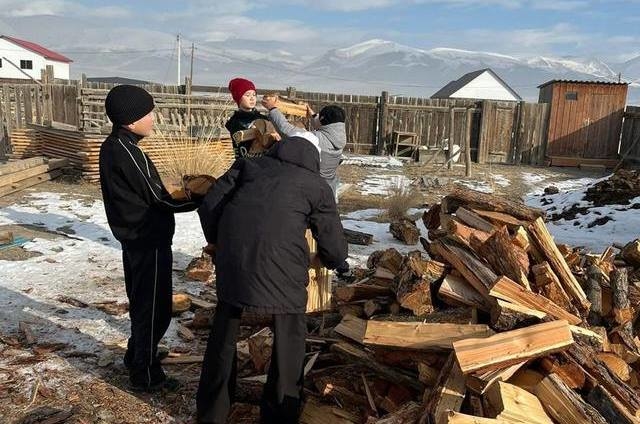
[
  {"xmin": 431, "ymin": 68, "xmax": 521, "ymax": 102},
  {"xmin": 0, "ymin": 35, "xmax": 72, "ymax": 81}
]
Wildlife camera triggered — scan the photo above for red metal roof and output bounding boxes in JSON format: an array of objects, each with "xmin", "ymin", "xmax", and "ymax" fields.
[{"xmin": 1, "ymin": 35, "xmax": 72, "ymax": 63}]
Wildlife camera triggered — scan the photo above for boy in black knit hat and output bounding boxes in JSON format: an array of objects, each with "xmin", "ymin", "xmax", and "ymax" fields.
[{"xmin": 99, "ymin": 85, "xmax": 198, "ymax": 392}]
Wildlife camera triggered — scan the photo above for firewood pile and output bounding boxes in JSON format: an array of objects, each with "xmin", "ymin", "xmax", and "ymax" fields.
[
  {"xmin": 585, "ymin": 169, "xmax": 640, "ymax": 206},
  {"xmin": 174, "ymin": 185, "xmax": 640, "ymax": 423}
]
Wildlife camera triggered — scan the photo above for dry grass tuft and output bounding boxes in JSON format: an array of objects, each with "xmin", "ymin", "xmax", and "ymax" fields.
[{"xmin": 386, "ymin": 182, "xmax": 421, "ymax": 221}]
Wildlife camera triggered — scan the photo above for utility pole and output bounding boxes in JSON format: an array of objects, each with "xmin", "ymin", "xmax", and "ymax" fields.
[
  {"xmin": 177, "ymin": 34, "xmax": 181, "ymax": 86},
  {"xmin": 189, "ymin": 42, "xmax": 195, "ymax": 87},
  {"xmin": 618, "ymin": 72, "xmax": 622, "ymax": 83}
]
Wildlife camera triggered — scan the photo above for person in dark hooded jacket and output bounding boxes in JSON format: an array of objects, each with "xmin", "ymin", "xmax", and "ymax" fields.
[
  {"xmin": 196, "ymin": 132, "xmax": 347, "ymax": 423},
  {"xmin": 99, "ymin": 85, "xmax": 198, "ymax": 392}
]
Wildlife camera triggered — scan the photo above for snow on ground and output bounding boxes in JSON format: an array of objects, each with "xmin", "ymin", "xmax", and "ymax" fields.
[
  {"xmin": 341, "ymin": 210, "xmax": 427, "ymax": 268},
  {"xmin": 0, "ymin": 192, "xmax": 206, "ymax": 357},
  {"xmin": 356, "ymin": 174, "xmax": 412, "ymax": 196},
  {"xmin": 341, "ymin": 154, "xmax": 403, "ymax": 168},
  {"xmin": 526, "ymin": 176, "xmax": 640, "ymax": 253},
  {"xmin": 454, "ymin": 179, "xmax": 493, "ymax": 193}
]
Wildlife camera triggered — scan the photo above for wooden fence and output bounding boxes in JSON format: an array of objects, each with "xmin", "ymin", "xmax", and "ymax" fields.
[
  {"xmin": 0, "ymin": 81, "xmax": 556, "ymax": 166},
  {"xmin": 620, "ymin": 106, "xmax": 640, "ymax": 164}
]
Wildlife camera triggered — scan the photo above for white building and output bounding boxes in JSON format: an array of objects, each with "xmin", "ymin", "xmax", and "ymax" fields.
[
  {"xmin": 431, "ymin": 68, "xmax": 521, "ymax": 102},
  {"xmin": 0, "ymin": 35, "xmax": 72, "ymax": 80}
]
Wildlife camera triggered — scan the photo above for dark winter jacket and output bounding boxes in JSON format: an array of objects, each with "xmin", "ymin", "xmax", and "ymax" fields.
[
  {"xmin": 198, "ymin": 136, "xmax": 348, "ymax": 314},
  {"xmin": 99, "ymin": 127, "xmax": 197, "ymax": 248},
  {"xmin": 225, "ymin": 109, "xmax": 269, "ymax": 158}
]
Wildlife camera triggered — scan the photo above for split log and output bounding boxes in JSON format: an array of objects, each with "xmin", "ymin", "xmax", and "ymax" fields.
[
  {"xmin": 489, "ymin": 276, "xmax": 581, "ymax": 325},
  {"xmin": 485, "ymin": 381, "xmax": 553, "ymax": 424},
  {"xmin": 343, "ymin": 228, "xmax": 374, "ymax": 245},
  {"xmin": 335, "ymin": 315, "xmax": 494, "ymax": 350},
  {"xmin": 374, "ymin": 401, "xmax": 422, "ymax": 424},
  {"xmin": 417, "ymin": 362, "xmax": 440, "ymax": 386},
  {"xmin": 443, "ymin": 186, "xmax": 545, "ymax": 221},
  {"xmin": 478, "ymin": 226, "xmax": 531, "ymax": 290},
  {"xmin": 527, "ymin": 218, "xmax": 590, "ymax": 312},
  {"xmin": 161, "ymin": 355, "xmax": 204, "ymax": 364},
  {"xmin": 472, "ymin": 209, "xmax": 526, "ymax": 230},
  {"xmin": 396, "ymin": 254, "xmax": 446, "ymax": 316},
  {"xmin": 434, "ymin": 237, "xmax": 497, "ymax": 298},
  {"xmin": 586, "ymin": 385, "xmax": 640, "ymax": 424},
  {"xmin": 330, "ymin": 342, "xmax": 423, "ymax": 391},
  {"xmin": 540, "ymin": 356, "xmax": 586, "ymax": 390},
  {"xmin": 438, "ymin": 274, "xmax": 489, "ymax": 311},
  {"xmin": 300, "ymin": 397, "xmax": 359, "ymax": 424},
  {"xmin": 466, "ymin": 360, "xmax": 527, "ymax": 395},
  {"xmin": 367, "ymin": 248, "xmax": 403, "ymax": 274},
  {"xmin": 566, "ymin": 341, "xmax": 640, "ymax": 417},
  {"xmin": 315, "ymin": 377, "xmax": 369, "ymax": 408},
  {"xmin": 185, "ymin": 253, "xmax": 213, "ymax": 282},
  {"xmin": 512, "ymin": 226, "xmax": 530, "ymax": 251},
  {"xmin": 454, "ymin": 207, "xmax": 496, "ymax": 233},
  {"xmin": 334, "ymin": 314, "xmax": 367, "ymax": 343},
  {"xmin": 535, "ymin": 373, "xmax": 607, "ymax": 424},
  {"xmin": 585, "ymin": 265, "xmax": 604, "ymax": 326},
  {"xmin": 508, "ymin": 368, "xmax": 545, "ymax": 393},
  {"xmin": 597, "ymin": 352, "xmax": 631, "ymax": 382},
  {"xmin": 531, "ymin": 262, "xmax": 576, "ymax": 314},
  {"xmin": 611, "ymin": 267, "xmax": 633, "ymax": 337},
  {"xmin": 453, "ymin": 320, "xmax": 574, "ymax": 374},
  {"xmin": 334, "ymin": 284, "xmax": 393, "ymax": 303},
  {"xmin": 420, "ymin": 353, "xmax": 466, "ymax": 424},
  {"xmin": 490, "ymin": 299, "xmax": 545, "ymax": 331},
  {"xmin": 446, "ymin": 219, "xmax": 490, "ymax": 246},
  {"xmin": 621, "ymin": 239, "xmax": 640, "ymax": 267},
  {"xmin": 389, "ymin": 218, "xmax": 420, "ymax": 245},
  {"xmin": 379, "ymin": 384, "xmax": 414, "ymax": 414},
  {"xmin": 422, "ymin": 204, "xmax": 441, "ymax": 230},
  {"xmin": 444, "ymin": 412, "xmax": 502, "ymax": 423},
  {"xmin": 177, "ymin": 323, "xmax": 195, "ymax": 342}
]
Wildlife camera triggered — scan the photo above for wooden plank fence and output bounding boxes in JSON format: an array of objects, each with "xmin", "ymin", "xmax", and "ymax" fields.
[
  {"xmin": 0, "ymin": 81, "xmax": 563, "ymax": 167},
  {"xmin": 620, "ymin": 106, "xmax": 640, "ymax": 164}
]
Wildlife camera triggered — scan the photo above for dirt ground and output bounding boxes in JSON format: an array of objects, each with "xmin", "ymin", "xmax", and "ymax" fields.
[{"xmin": 0, "ymin": 161, "xmax": 607, "ymax": 423}]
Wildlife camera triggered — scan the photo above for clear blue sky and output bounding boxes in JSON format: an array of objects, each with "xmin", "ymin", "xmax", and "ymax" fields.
[{"xmin": 2, "ymin": 0, "xmax": 639, "ymax": 62}]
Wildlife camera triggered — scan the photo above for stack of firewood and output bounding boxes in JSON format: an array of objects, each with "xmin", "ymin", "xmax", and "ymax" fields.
[{"xmin": 171, "ymin": 185, "xmax": 640, "ymax": 423}]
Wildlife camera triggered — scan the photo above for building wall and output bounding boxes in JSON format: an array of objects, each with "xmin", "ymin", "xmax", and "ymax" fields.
[
  {"xmin": 545, "ymin": 82, "xmax": 627, "ymax": 159},
  {"xmin": 0, "ymin": 38, "xmax": 69, "ymax": 80},
  {"xmin": 451, "ymin": 71, "xmax": 519, "ymax": 102}
]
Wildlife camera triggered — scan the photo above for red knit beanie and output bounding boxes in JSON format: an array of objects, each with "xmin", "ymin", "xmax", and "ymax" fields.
[{"xmin": 228, "ymin": 78, "xmax": 256, "ymax": 104}]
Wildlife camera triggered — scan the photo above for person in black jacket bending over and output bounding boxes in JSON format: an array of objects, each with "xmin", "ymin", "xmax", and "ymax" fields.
[
  {"xmin": 196, "ymin": 132, "xmax": 348, "ymax": 423},
  {"xmin": 99, "ymin": 85, "xmax": 198, "ymax": 392}
]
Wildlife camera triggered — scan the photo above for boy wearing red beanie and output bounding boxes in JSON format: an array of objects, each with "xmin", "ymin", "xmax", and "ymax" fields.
[{"xmin": 225, "ymin": 78, "xmax": 269, "ymax": 158}]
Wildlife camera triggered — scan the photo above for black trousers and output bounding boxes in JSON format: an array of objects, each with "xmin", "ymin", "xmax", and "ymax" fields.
[
  {"xmin": 122, "ymin": 244, "xmax": 173, "ymax": 387},
  {"xmin": 196, "ymin": 301, "xmax": 306, "ymax": 424}
]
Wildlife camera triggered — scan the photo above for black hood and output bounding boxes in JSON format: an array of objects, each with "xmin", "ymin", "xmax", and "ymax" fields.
[{"xmin": 267, "ymin": 136, "xmax": 320, "ymax": 174}]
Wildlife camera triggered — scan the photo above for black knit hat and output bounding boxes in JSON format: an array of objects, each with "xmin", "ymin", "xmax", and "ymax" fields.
[
  {"xmin": 105, "ymin": 85, "xmax": 155, "ymax": 126},
  {"xmin": 319, "ymin": 105, "xmax": 346, "ymax": 125}
]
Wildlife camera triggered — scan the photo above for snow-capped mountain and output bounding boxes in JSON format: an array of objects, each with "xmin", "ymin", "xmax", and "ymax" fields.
[{"xmin": 1, "ymin": 15, "xmax": 637, "ymax": 103}]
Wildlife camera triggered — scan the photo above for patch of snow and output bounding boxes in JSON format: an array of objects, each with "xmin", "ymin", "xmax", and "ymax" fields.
[
  {"xmin": 341, "ymin": 154, "xmax": 403, "ymax": 168},
  {"xmin": 454, "ymin": 179, "xmax": 494, "ymax": 193},
  {"xmin": 342, "ymin": 209, "xmax": 384, "ymax": 220},
  {"xmin": 492, "ymin": 174, "xmax": 510, "ymax": 187},
  {"xmin": 342, "ymin": 209, "xmax": 427, "ymax": 268},
  {"xmin": 525, "ymin": 176, "xmax": 640, "ymax": 253},
  {"xmin": 357, "ymin": 174, "xmax": 411, "ymax": 196},
  {"xmin": 521, "ymin": 172, "xmax": 548, "ymax": 185}
]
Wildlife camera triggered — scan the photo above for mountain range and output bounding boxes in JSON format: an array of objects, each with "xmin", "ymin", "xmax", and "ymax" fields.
[{"xmin": 1, "ymin": 16, "xmax": 638, "ymax": 103}]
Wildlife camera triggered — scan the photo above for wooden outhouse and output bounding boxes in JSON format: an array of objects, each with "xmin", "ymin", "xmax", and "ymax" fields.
[{"xmin": 538, "ymin": 80, "xmax": 628, "ymax": 166}]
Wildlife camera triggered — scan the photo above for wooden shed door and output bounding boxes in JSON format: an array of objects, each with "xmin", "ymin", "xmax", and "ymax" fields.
[{"xmin": 584, "ymin": 93, "xmax": 621, "ymax": 159}]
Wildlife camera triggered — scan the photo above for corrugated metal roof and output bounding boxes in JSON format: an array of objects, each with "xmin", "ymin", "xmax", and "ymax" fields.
[
  {"xmin": 538, "ymin": 79, "xmax": 627, "ymax": 89},
  {"xmin": 1, "ymin": 35, "xmax": 73, "ymax": 63}
]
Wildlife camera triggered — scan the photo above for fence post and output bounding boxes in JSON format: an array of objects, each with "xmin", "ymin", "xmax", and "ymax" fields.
[
  {"xmin": 376, "ymin": 91, "xmax": 389, "ymax": 155},
  {"xmin": 512, "ymin": 100, "xmax": 525, "ymax": 165},
  {"xmin": 465, "ymin": 108, "xmax": 472, "ymax": 177},
  {"xmin": 448, "ymin": 106, "xmax": 455, "ymax": 169}
]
